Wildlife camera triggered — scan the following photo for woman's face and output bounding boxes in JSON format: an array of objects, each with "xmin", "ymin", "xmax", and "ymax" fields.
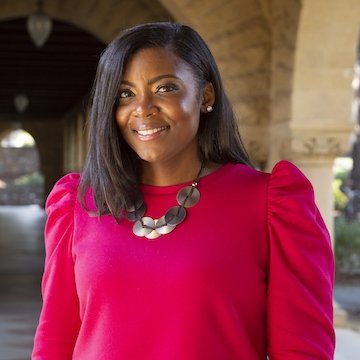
[{"xmin": 115, "ymin": 47, "xmax": 210, "ymax": 167}]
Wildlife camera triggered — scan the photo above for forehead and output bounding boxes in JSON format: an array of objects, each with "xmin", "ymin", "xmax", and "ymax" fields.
[{"xmin": 122, "ymin": 47, "xmax": 195, "ymax": 79}]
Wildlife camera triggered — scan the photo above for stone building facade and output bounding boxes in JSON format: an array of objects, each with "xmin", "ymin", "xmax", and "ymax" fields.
[{"xmin": 0, "ymin": 0, "xmax": 358, "ymax": 237}]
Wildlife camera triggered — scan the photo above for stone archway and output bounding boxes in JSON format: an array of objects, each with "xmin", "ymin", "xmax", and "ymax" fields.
[
  {"xmin": 23, "ymin": 121, "xmax": 65, "ymax": 200},
  {"xmin": 0, "ymin": 0, "xmax": 172, "ymax": 43},
  {"xmin": 0, "ymin": 127, "xmax": 44, "ymax": 205}
]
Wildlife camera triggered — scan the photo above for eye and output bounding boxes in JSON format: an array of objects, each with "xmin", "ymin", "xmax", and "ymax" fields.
[
  {"xmin": 119, "ymin": 89, "xmax": 134, "ymax": 99},
  {"xmin": 156, "ymin": 83, "xmax": 179, "ymax": 93}
]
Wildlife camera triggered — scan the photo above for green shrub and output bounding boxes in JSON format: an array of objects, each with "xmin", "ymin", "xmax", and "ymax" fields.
[
  {"xmin": 334, "ymin": 216, "xmax": 360, "ymax": 273},
  {"xmin": 334, "ymin": 168, "xmax": 351, "ymax": 182},
  {"xmin": 333, "ymin": 179, "xmax": 348, "ymax": 211},
  {"xmin": 332, "ymin": 157, "xmax": 351, "ymax": 212},
  {"xmin": 13, "ymin": 172, "xmax": 44, "ymax": 186}
]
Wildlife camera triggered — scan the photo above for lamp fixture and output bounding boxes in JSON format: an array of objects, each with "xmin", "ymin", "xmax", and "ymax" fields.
[
  {"xmin": 14, "ymin": 94, "xmax": 30, "ymax": 113},
  {"xmin": 27, "ymin": 0, "xmax": 52, "ymax": 47}
]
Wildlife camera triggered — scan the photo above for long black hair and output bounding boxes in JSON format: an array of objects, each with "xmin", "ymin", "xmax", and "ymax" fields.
[{"xmin": 79, "ymin": 22, "xmax": 251, "ymax": 218}]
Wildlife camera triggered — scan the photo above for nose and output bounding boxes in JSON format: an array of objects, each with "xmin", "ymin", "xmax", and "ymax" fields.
[{"xmin": 134, "ymin": 92, "xmax": 158, "ymax": 118}]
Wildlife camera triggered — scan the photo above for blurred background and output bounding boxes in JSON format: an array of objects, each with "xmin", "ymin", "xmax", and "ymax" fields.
[{"xmin": 0, "ymin": 0, "xmax": 360, "ymax": 359}]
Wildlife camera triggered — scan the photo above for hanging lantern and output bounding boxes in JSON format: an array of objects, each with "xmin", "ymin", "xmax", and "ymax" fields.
[
  {"xmin": 27, "ymin": 0, "xmax": 52, "ymax": 48},
  {"xmin": 14, "ymin": 94, "xmax": 30, "ymax": 113}
]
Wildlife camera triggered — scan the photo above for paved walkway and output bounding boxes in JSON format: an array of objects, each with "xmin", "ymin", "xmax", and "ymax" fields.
[
  {"xmin": 0, "ymin": 205, "xmax": 360, "ymax": 360},
  {"xmin": 0, "ymin": 299, "xmax": 40, "ymax": 360},
  {"xmin": 335, "ymin": 328, "xmax": 360, "ymax": 360},
  {"xmin": 0, "ymin": 206, "xmax": 44, "ymax": 360}
]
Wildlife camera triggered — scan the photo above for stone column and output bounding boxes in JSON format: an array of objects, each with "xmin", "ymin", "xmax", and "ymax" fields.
[{"xmin": 288, "ymin": 130, "xmax": 350, "ymax": 240}]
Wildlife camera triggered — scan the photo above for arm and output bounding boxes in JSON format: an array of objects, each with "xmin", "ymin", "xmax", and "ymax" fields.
[
  {"xmin": 32, "ymin": 174, "xmax": 82, "ymax": 359},
  {"xmin": 266, "ymin": 161, "xmax": 335, "ymax": 359}
]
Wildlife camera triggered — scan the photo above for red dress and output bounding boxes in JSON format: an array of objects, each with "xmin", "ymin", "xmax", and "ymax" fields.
[{"xmin": 32, "ymin": 161, "xmax": 335, "ymax": 359}]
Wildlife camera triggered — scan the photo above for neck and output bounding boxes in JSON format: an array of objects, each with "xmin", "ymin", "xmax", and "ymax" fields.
[
  {"xmin": 141, "ymin": 158, "xmax": 203, "ymax": 186},
  {"xmin": 141, "ymin": 159, "xmax": 223, "ymax": 186}
]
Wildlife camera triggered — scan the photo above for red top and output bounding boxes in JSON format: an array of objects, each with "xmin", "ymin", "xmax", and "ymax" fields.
[{"xmin": 32, "ymin": 161, "xmax": 335, "ymax": 359}]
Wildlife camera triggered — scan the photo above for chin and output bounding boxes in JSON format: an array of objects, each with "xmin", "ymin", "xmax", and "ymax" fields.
[{"xmin": 138, "ymin": 153, "xmax": 165, "ymax": 163}]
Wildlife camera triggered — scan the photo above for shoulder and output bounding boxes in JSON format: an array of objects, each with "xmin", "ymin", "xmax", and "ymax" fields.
[
  {"xmin": 218, "ymin": 162, "xmax": 268, "ymax": 184},
  {"xmin": 267, "ymin": 161, "xmax": 325, "ymax": 233},
  {"xmin": 270, "ymin": 160, "xmax": 312, "ymax": 186},
  {"xmin": 45, "ymin": 173, "xmax": 81, "ymax": 215},
  {"xmin": 203, "ymin": 163, "xmax": 269, "ymax": 199},
  {"xmin": 43, "ymin": 173, "xmax": 81, "ymax": 260},
  {"xmin": 219, "ymin": 160, "xmax": 311, "ymax": 188},
  {"xmin": 268, "ymin": 160, "xmax": 315, "ymax": 205}
]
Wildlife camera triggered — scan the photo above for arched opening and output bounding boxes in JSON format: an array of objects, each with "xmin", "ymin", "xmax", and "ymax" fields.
[{"xmin": 0, "ymin": 127, "xmax": 44, "ymax": 205}]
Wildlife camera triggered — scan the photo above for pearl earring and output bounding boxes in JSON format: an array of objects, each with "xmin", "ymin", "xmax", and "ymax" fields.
[{"xmin": 206, "ymin": 105, "xmax": 213, "ymax": 112}]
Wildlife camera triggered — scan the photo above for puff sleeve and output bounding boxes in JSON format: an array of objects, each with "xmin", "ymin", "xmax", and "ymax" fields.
[
  {"xmin": 32, "ymin": 173, "xmax": 81, "ymax": 359},
  {"xmin": 266, "ymin": 161, "xmax": 335, "ymax": 359}
]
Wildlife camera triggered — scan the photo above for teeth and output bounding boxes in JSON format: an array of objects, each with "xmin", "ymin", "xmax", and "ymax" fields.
[{"xmin": 137, "ymin": 127, "xmax": 166, "ymax": 136}]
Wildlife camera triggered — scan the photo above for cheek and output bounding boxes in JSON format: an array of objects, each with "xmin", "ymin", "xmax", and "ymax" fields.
[
  {"xmin": 114, "ymin": 107, "xmax": 127, "ymax": 129},
  {"xmin": 114, "ymin": 108, "xmax": 136, "ymax": 149},
  {"xmin": 181, "ymin": 100, "xmax": 202, "ymax": 125},
  {"xmin": 176, "ymin": 93, "xmax": 201, "ymax": 116}
]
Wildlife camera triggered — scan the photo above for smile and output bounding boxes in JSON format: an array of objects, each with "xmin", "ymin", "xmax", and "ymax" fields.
[{"xmin": 135, "ymin": 126, "xmax": 169, "ymax": 138}]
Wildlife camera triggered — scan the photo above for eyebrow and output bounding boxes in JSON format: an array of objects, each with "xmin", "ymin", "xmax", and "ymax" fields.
[{"xmin": 120, "ymin": 74, "xmax": 181, "ymax": 87}]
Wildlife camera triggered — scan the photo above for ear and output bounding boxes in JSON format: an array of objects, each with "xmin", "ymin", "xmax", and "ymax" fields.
[{"xmin": 200, "ymin": 82, "xmax": 215, "ymax": 113}]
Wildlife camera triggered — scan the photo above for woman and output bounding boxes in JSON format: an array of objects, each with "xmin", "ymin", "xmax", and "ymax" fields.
[{"xmin": 32, "ymin": 22, "xmax": 335, "ymax": 359}]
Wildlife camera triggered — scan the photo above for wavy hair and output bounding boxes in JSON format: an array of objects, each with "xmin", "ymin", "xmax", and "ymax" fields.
[{"xmin": 79, "ymin": 22, "xmax": 251, "ymax": 218}]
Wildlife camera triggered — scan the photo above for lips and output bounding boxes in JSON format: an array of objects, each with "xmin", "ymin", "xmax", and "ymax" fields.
[
  {"xmin": 136, "ymin": 126, "xmax": 168, "ymax": 136},
  {"xmin": 133, "ymin": 125, "xmax": 169, "ymax": 140}
]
